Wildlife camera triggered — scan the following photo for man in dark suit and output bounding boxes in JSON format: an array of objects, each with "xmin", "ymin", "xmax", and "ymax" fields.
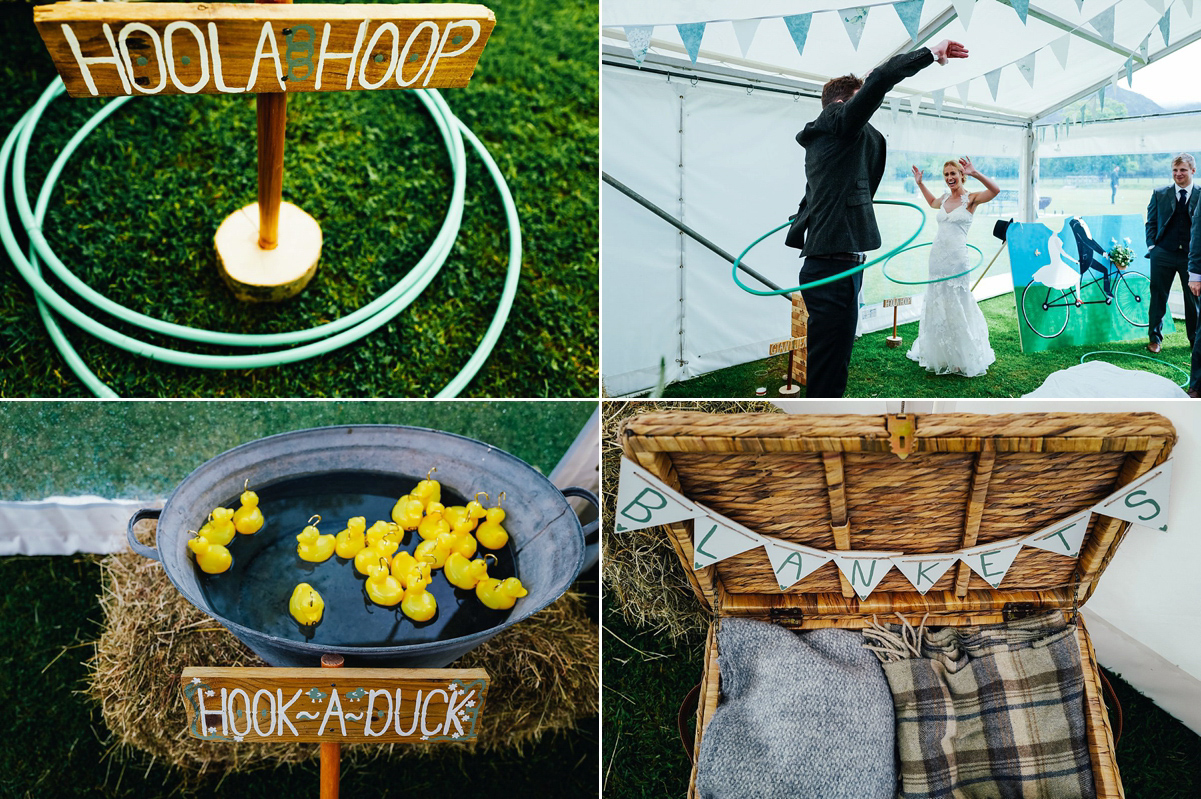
[
  {"xmin": 1184, "ymin": 156, "xmax": 1201, "ymax": 396},
  {"xmin": 1068, "ymin": 217, "xmax": 1111, "ymax": 298},
  {"xmin": 787, "ymin": 40, "xmax": 968, "ymax": 397},
  {"xmin": 1145, "ymin": 153, "xmax": 1199, "ymax": 354}
]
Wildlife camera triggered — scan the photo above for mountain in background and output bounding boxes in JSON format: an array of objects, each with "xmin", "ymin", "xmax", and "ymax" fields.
[{"xmin": 1040, "ymin": 85, "xmax": 1167, "ymax": 124}]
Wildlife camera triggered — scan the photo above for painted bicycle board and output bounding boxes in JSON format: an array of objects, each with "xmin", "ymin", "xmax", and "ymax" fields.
[{"xmin": 1010, "ymin": 215, "xmax": 1161, "ymax": 353}]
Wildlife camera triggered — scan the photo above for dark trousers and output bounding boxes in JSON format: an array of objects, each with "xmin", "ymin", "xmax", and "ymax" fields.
[
  {"xmin": 799, "ymin": 256, "xmax": 862, "ymax": 398},
  {"xmin": 1148, "ymin": 250, "xmax": 1199, "ymax": 345},
  {"xmin": 1191, "ymin": 314, "xmax": 1201, "ymax": 391}
]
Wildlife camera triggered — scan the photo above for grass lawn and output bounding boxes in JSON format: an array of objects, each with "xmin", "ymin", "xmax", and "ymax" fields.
[
  {"xmin": 661, "ymin": 293, "xmax": 1192, "ymax": 398},
  {"xmin": 602, "ymin": 602, "xmax": 1201, "ymax": 799},
  {"xmin": 0, "ymin": 0, "xmax": 598, "ymax": 397}
]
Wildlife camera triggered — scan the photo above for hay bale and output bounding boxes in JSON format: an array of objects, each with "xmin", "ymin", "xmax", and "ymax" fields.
[
  {"xmin": 86, "ymin": 546, "xmax": 597, "ymax": 774},
  {"xmin": 601, "ymin": 401, "xmax": 783, "ymax": 641}
]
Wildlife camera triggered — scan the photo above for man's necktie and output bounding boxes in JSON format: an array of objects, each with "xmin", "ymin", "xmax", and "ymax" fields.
[{"xmin": 1179, "ymin": 188, "xmax": 1187, "ymax": 210}]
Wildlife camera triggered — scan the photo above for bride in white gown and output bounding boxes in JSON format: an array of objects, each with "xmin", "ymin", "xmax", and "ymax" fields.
[{"xmin": 906, "ymin": 157, "xmax": 1000, "ymax": 377}]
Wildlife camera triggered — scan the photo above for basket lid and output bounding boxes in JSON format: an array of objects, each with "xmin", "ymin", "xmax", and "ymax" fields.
[{"xmin": 619, "ymin": 411, "xmax": 1176, "ymax": 627}]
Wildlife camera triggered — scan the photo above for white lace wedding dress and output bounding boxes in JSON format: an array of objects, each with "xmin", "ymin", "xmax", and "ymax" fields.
[{"xmin": 906, "ymin": 202, "xmax": 996, "ymax": 377}]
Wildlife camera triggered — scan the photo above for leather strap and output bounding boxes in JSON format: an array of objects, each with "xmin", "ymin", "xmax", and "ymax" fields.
[
  {"xmin": 1097, "ymin": 668, "xmax": 1124, "ymax": 745},
  {"xmin": 678, "ymin": 682, "xmax": 703, "ymax": 763}
]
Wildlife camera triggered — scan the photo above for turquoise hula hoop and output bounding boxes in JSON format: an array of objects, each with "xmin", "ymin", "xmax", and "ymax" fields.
[
  {"xmin": 879, "ymin": 241, "xmax": 985, "ymax": 285},
  {"xmin": 731, "ymin": 199, "xmax": 928, "ymax": 296},
  {"xmin": 1080, "ymin": 350, "xmax": 1190, "ymax": 388}
]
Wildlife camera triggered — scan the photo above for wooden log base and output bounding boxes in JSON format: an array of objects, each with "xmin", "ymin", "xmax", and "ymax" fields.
[
  {"xmin": 215, "ymin": 201, "xmax": 322, "ymax": 302},
  {"xmin": 886, "ymin": 335, "xmax": 903, "ymax": 348}
]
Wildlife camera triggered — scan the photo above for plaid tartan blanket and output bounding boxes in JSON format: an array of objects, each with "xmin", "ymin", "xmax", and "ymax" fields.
[{"xmin": 863, "ymin": 612, "xmax": 1096, "ymax": 799}]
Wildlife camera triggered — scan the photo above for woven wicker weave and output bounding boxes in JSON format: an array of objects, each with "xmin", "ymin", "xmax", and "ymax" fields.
[{"xmin": 620, "ymin": 411, "xmax": 1176, "ymax": 799}]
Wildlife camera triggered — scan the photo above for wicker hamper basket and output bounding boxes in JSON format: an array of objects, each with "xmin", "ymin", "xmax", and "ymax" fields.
[{"xmin": 619, "ymin": 410, "xmax": 1178, "ymax": 799}]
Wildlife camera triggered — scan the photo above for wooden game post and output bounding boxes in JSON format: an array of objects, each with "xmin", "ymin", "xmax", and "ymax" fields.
[
  {"xmin": 883, "ymin": 297, "xmax": 911, "ymax": 348},
  {"xmin": 320, "ymin": 653, "xmax": 343, "ymax": 799},
  {"xmin": 767, "ymin": 336, "xmax": 804, "ymax": 395}
]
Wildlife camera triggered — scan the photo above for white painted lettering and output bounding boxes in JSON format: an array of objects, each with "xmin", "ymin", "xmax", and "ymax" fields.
[
  {"xmin": 442, "ymin": 687, "xmax": 475, "ymax": 737},
  {"xmin": 358, "ymin": 22, "xmax": 399, "ymax": 89},
  {"xmin": 118, "ymin": 22, "xmax": 167, "ymax": 94},
  {"xmin": 394, "ymin": 688, "xmax": 421, "ymax": 736},
  {"xmin": 420, "ymin": 688, "xmax": 447, "ymax": 737},
  {"xmin": 163, "ymin": 21, "xmax": 209, "ymax": 94},
  {"xmin": 315, "ymin": 21, "xmax": 368, "ymax": 91},
  {"xmin": 251, "ymin": 689, "xmax": 275, "ymax": 737},
  {"xmin": 220, "ymin": 688, "xmax": 229, "ymax": 736},
  {"xmin": 206, "ymin": 22, "xmax": 244, "ymax": 93},
  {"xmin": 396, "ymin": 21, "xmax": 439, "ymax": 88},
  {"xmin": 228, "ymin": 688, "xmax": 253, "ymax": 737},
  {"xmin": 364, "ymin": 689, "xmax": 393, "ymax": 737},
  {"xmin": 61, "ymin": 22, "xmax": 130, "ymax": 96},
  {"xmin": 276, "ymin": 689, "xmax": 301, "ymax": 736},
  {"xmin": 245, "ymin": 22, "xmax": 285, "ymax": 92},
  {"xmin": 317, "ymin": 689, "xmax": 347, "ymax": 737},
  {"xmin": 424, "ymin": 20, "xmax": 480, "ymax": 87}
]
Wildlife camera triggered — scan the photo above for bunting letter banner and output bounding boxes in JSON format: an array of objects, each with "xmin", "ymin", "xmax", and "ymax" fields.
[
  {"xmin": 692, "ymin": 512, "xmax": 764, "ymax": 570},
  {"xmin": 1091, "ymin": 460, "xmax": 1172, "ymax": 532},
  {"xmin": 832, "ymin": 550, "xmax": 902, "ymax": 601},
  {"xmin": 957, "ymin": 539, "xmax": 1024, "ymax": 589},
  {"xmin": 892, "ymin": 553, "xmax": 959, "ymax": 595},
  {"xmin": 1021, "ymin": 509, "xmax": 1092, "ymax": 558},
  {"xmin": 613, "ymin": 458, "xmax": 702, "ymax": 533},
  {"xmin": 763, "ymin": 538, "xmax": 833, "ymax": 591}
]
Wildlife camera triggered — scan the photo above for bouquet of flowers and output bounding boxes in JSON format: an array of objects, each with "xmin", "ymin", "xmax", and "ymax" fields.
[{"xmin": 1109, "ymin": 238, "xmax": 1134, "ymax": 270}]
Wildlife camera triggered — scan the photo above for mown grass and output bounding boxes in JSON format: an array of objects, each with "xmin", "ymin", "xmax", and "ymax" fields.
[
  {"xmin": 0, "ymin": 0, "xmax": 597, "ymax": 397},
  {"xmin": 660, "ymin": 293, "xmax": 1192, "ymax": 398}
]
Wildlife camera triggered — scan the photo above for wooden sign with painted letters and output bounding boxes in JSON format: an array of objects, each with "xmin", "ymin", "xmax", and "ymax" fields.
[
  {"xmin": 180, "ymin": 667, "xmax": 489, "ymax": 743},
  {"xmin": 768, "ymin": 337, "xmax": 804, "ymax": 356},
  {"xmin": 34, "ymin": 3, "xmax": 494, "ymax": 99}
]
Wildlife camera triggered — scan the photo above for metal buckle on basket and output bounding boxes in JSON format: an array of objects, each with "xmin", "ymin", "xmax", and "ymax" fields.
[{"xmin": 886, "ymin": 414, "xmax": 916, "ymax": 459}]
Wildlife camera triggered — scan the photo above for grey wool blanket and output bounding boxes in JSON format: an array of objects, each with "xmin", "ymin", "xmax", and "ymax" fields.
[{"xmin": 696, "ymin": 618, "xmax": 897, "ymax": 799}]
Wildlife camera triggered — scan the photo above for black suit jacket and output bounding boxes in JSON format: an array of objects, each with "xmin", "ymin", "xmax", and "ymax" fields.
[
  {"xmin": 1069, "ymin": 218, "xmax": 1105, "ymax": 274},
  {"xmin": 1146, "ymin": 184, "xmax": 1199, "ymax": 254},
  {"xmin": 786, "ymin": 48, "xmax": 935, "ymax": 256}
]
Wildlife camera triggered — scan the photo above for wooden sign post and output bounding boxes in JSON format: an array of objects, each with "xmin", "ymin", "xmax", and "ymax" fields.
[
  {"xmin": 181, "ymin": 663, "xmax": 489, "ymax": 798},
  {"xmin": 34, "ymin": 2, "xmax": 495, "ymax": 302},
  {"xmin": 768, "ymin": 336, "xmax": 804, "ymax": 395},
  {"xmin": 882, "ymin": 297, "xmax": 912, "ymax": 348}
]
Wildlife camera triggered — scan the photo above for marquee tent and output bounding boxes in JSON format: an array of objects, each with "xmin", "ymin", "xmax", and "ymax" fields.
[{"xmin": 601, "ymin": 0, "xmax": 1201, "ymax": 395}]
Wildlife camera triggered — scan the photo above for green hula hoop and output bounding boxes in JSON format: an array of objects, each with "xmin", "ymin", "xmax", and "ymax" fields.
[
  {"xmin": 1080, "ymin": 350, "xmax": 1190, "ymax": 389},
  {"xmin": 731, "ymin": 199, "xmax": 928, "ymax": 296},
  {"xmin": 879, "ymin": 241, "xmax": 985, "ymax": 285}
]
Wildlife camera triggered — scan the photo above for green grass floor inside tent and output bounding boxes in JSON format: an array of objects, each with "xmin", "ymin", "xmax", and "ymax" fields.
[
  {"xmin": 0, "ymin": 0, "xmax": 597, "ymax": 397},
  {"xmin": 602, "ymin": 602, "xmax": 1201, "ymax": 799},
  {"xmin": 660, "ymin": 294, "xmax": 1192, "ymax": 398}
]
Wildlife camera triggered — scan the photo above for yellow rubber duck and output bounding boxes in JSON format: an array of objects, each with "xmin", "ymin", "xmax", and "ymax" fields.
[
  {"xmin": 365, "ymin": 521, "xmax": 402, "ymax": 556},
  {"xmin": 443, "ymin": 505, "xmax": 469, "ymax": 529},
  {"xmin": 391, "ymin": 495, "xmax": 424, "ymax": 531},
  {"xmin": 232, "ymin": 483, "xmax": 265, "ymax": 534},
  {"xmin": 476, "ymin": 497, "xmax": 509, "ymax": 550},
  {"xmin": 187, "ymin": 532, "xmax": 232, "ymax": 574},
  {"xmin": 414, "ymin": 532, "xmax": 455, "ymax": 570},
  {"xmin": 289, "ymin": 583, "xmax": 324, "ymax": 625},
  {"xmin": 464, "ymin": 493, "xmax": 489, "ymax": 528},
  {"xmin": 390, "ymin": 551, "xmax": 434, "ymax": 589},
  {"xmin": 447, "ymin": 528, "xmax": 478, "ymax": 559},
  {"xmin": 444, "ymin": 552, "xmax": 494, "ymax": 590},
  {"xmin": 400, "ymin": 574, "xmax": 437, "ymax": 622},
  {"xmin": 412, "ymin": 467, "xmax": 442, "ymax": 509},
  {"xmin": 334, "ymin": 516, "xmax": 367, "ymax": 559},
  {"xmin": 417, "ymin": 503, "xmax": 450, "ymax": 541},
  {"xmin": 296, "ymin": 516, "xmax": 335, "ymax": 562},
  {"xmin": 354, "ymin": 545, "xmax": 390, "ymax": 576},
  {"xmin": 365, "ymin": 561, "xmax": 403, "ymax": 607},
  {"xmin": 475, "ymin": 576, "xmax": 528, "ymax": 610},
  {"xmin": 199, "ymin": 507, "xmax": 236, "ymax": 546}
]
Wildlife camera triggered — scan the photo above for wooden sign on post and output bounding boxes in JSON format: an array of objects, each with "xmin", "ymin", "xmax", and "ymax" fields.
[
  {"xmin": 180, "ymin": 667, "xmax": 489, "ymax": 744},
  {"xmin": 34, "ymin": 3, "xmax": 495, "ymax": 98},
  {"xmin": 882, "ymin": 297, "xmax": 912, "ymax": 348},
  {"xmin": 767, "ymin": 337, "xmax": 804, "ymax": 357}
]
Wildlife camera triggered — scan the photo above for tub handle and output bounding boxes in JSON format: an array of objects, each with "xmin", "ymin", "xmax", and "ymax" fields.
[
  {"xmin": 127, "ymin": 508, "xmax": 162, "ymax": 561},
  {"xmin": 561, "ymin": 486, "xmax": 599, "ymax": 572}
]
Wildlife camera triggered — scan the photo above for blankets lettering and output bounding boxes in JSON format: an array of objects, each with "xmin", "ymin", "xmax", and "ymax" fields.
[{"xmin": 864, "ymin": 612, "xmax": 1096, "ymax": 799}]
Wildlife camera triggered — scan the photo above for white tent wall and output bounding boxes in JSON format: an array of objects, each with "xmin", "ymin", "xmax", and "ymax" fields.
[
  {"xmin": 602, "ymin": 61, "xmax": 1027, "ymax": 395},
  {"xmin": 770, "ymin": 399, "xmax": 1201, "ymax": 736}
]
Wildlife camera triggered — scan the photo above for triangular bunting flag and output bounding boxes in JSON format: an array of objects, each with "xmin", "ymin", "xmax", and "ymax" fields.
[
  {"xmin": 1144, "ymin": 0, "xmax": 1165, "ymax": 13},
  {"xmin": 1126, "ymin": 56, "xmax": 1133, "ymax": 87},
  {"xmin": 984, "ymin": 67, "xmax": 1001, "ymax": 100},
  {"xmin": 908, "ymin": 93, "xmax": 922, "ymax": 115},
  {"xmin": 692, "ymin": 513, "xmax": 764, "ymax": 570},
  {"xmin": 1089, "ymin": 6, "xmax": 1116, "ymax": 43},
  {"xmin": 840, "ymin": 7, "xmax": 870, "ymax": 50},
  {"xmin": 1092, "ymin": 460, "xmax": 1173, "ymax": 532},
  {"xmin": 832, "ymin": 551, "xmax": 902, "ymax": 600},
  {"xmin": 1050, "ymin": 35, "xmax": 1070, "ymax": 69},
  {"xmin": 732, "ymin": 19, "xmax": 760, "ymax": 59},
  {"xmin": 893, "ymin": 0, "xmax": 924, "ymax": 42},
  {"xmin": 956, "ymin": 81, "xmax": 970, "ymax": 105},
  {"xmin": 1157, "ymin": 11, "xmax": 1170, "ymax": 47},
  {"xmin": 933, "ymin": 88, "xmax": 945, "ymax": 114},
  {"xmin": 1022, "ymin": 510, "xmax": 1092, "ymax": 558},
  {"xmin": 958, "ymin": 539, "xmax": 1024, "ymax": 589},
  {"xmin": 783, "ymin": 14, "xmax": 813, "ymax": 58},
  {"xmin": 893, "ymin": 554, "xmax": 959, "ymax": 595},
  {"xmin": 763, "ymin": 539, "xmax": 833, "ymax": 591},
  {"xmin": 1073, "ymin": 0, "xmax": 1084, "ymax": 10},
  {"xmin": 950, "ymin": 0, "xmax": 976, "ymax": 29},
  {"xmin": 614, "ymin": 458, "xmax": 702, "ymax": 533},
  {"xmin": 890, "ymin": 100, "xmax": 901, "ymax": 125},
  {"xmin": 1016, "ymin": 52, "xmax": 1036, "ymax": 87},
  {"xmin": 624, "ymin": 26, "xmax": 653, "ymax": 66},
  {"xmin": 1182, "ymin": 0, "xmax": 1195, "ymax": 16},
  {"xmin": 1099, "ymin": 84, "xmax": 1106, "ymax": 110},
  {"xmin": 1140, "ymin": 35, "xmax": 1150, "ymax": 61},
  {"xmin": 1011, "ymin": 0, "xmax": 1031, "ymax": 24},
  {"xmin": 677, "ymin": 22, "xmax": 706, "ymax": 64}
]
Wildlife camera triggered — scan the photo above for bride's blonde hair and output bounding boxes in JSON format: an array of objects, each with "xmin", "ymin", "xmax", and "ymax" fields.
[{"xmin": 942, "ymin": 160, "xmax": 967, "ymax": 197}]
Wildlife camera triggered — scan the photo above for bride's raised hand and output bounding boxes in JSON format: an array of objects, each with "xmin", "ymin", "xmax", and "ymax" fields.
[
  {"xmin": 959, "ymin": 156, "xmax": 977, "ymax": 178},
  {"xmin": 911, "ymin": 165, "xmax": 924, "ymax": 184}
]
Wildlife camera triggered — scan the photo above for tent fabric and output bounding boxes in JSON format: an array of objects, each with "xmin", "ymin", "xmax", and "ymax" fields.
[{"xmin": 602, "ymin": 0, "xmax": 1201, "ymax": 121}]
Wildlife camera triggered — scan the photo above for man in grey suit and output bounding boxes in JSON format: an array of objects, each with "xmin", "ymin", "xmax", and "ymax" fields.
[
  {"xmin": 1145, "ymin": 153, "xmax": 1200, "ymax": 354},
  {"xmin": 1185, "ymin": 156, "xmax": 1201, "ymax": 396},
  {"xmin": 787, "ymin": 39, "xmax": 968, "ymax": 397}
]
